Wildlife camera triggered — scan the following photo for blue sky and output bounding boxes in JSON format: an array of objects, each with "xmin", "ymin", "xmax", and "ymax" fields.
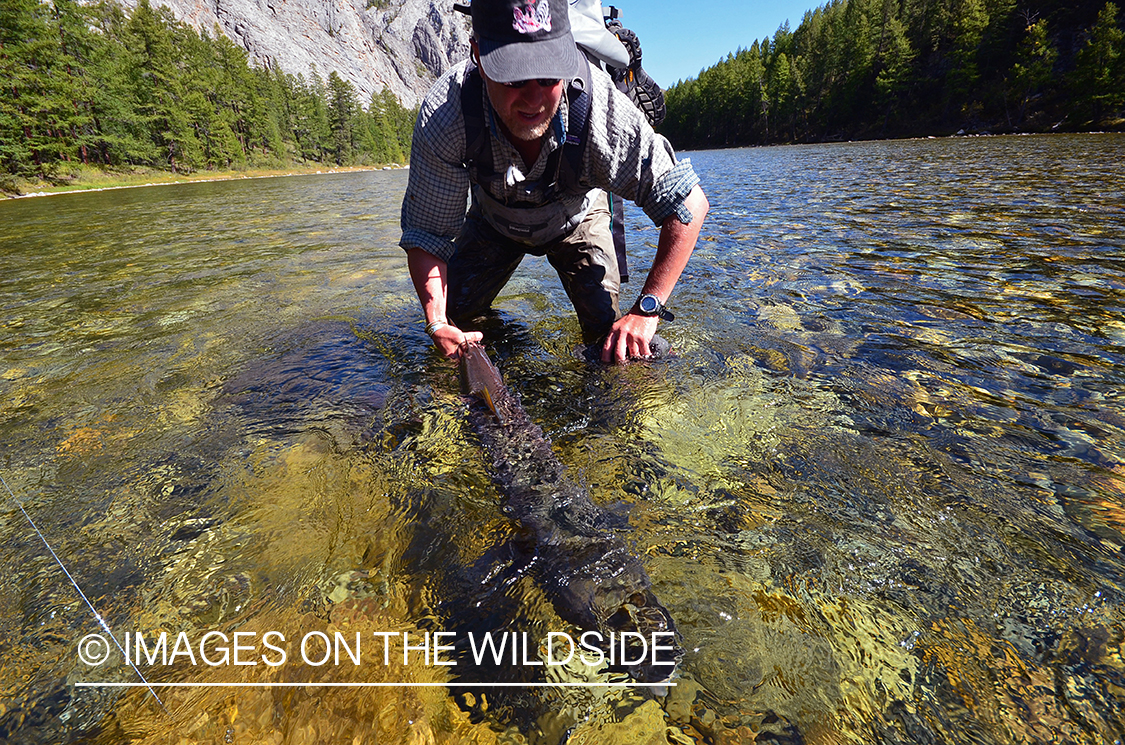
[{"xmin": 611, "ymin": 0, "xmax": 823, "ymax": 88}]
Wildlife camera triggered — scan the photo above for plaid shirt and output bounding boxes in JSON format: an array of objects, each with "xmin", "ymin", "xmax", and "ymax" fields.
[{"xmin": 400, "ymin": 60, "xmax": 700, "ymax": 263}]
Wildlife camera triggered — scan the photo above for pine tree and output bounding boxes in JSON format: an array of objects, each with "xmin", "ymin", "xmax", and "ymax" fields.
[
  {"xmin": 1007, "ymin": 19, "xmax": 1057, "ymax": 125},
  {"xmin": 767, "ymin": 51, "xmax": 796, "ymax": 141},
  {"xmin": 294, "ymin": 68, "xmax": 331, "ymax": 162},
  {"xmin": 255, "ymin": 65, "xmax": 293, "ymax": 163},
  {"xmin": 0, "ymin": 0, "xmax": 70, "ymax": 175},
  {"xmin": 948, "ymin": 0, "xmax": 989, "ymax": 108},
  {"xmin": 835, "ymin": 0, "xmax": 876, "ymax": 126},
  {"xmin": 123, "ymin": 0, "xmax": 199, "ymax": 170},
  {"xmin": 326, "ymin": 70, "xmax": 358, "ymax": 164},
  {"xmin": 49, "ymin": 0, "xmax": 102, "ymax": 167},
  {"xmin": 85, "ymin": 0, "xmax": 157, "ymax": 166},
  {"xmin": 1073, "ymin": 2, "xmax": 1124, "ymax": 123},
  {"xmin": 363, "ymin": 88, "xmax": 394, "ymax": 162},
  {"xmin": 731, "ymin": 46, "xmax": 766, "ymax": 142},
  {"xmin": 873, "ymin": 0, "xmax": 916, "ymax": 127}
]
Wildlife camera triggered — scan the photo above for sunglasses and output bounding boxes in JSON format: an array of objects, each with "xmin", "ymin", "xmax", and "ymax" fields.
[{"xmin": 501, "ymin": 78, "xmax": 562, "ymax": 89}]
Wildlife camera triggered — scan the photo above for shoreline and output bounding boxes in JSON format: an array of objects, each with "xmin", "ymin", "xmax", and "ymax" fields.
[
  {"xmin": 2, "ymin": 164, "xmax": 406, "ymax": 200},
  {"xmin": 675, "ymin": 127, "xmax": 1124, "ymax": 154}
]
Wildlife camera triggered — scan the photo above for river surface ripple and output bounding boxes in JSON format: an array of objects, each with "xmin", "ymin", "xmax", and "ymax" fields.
[{"xmin": 2, "ymin": 135, "xmax": 1125, "ymax": 743}]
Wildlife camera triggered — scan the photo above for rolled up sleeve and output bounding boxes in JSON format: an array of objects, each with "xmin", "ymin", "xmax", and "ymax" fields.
[{"xmin": 644, "ymin": 158, "xmax": 700, "ymax": 225}]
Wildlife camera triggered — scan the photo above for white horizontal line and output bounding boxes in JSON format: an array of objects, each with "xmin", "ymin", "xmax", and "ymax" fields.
[{"xmin": 76, "ymin": 681, "xmax": 674, "ymax": 688}]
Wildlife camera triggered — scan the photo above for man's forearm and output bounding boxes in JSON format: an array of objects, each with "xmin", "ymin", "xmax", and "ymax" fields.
[
  {"xmin": 602, "ymin": 185, "xmax": 708, "ymax": 363},
  {"xmin": 635, "ymin": 185, "xmax": 709, "ymax": 307},
  {"xmin": 407, "ymin": 247, "xmax": 484, "ymax": 358},
  {"xmin": 407, "ymin": 247, "xmax": 450, "ymax": 324}
]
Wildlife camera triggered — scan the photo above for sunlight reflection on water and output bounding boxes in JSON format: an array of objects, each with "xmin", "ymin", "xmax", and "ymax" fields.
[{"xmin": 2, "ymin": 136, "xmax": 1125, "ymax": 743}]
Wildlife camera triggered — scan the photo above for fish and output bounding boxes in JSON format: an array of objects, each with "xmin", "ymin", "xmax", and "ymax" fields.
[{"xmin": 457, "ymin": 341, "xmax": 682, "ymax": 684}]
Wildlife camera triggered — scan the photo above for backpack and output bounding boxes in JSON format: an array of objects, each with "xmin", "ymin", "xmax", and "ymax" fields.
[
  {"xmin": 604, "ymin": 20, "xmax": 666, "ymax": 127},
  {"xmin": 571, "ymin": 4, "xmax": 666, "ymax": 280},
  {"xmin": 570, "ymin": 2, "xmax": 666, "ymax": 127}
]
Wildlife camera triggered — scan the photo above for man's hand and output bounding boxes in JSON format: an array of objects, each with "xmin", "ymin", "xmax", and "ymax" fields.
[
  {"xmin": 429, "ymin": 322, "xmax": 483, "ymax": 359},
  {"xmin": 601, "ymin": 311, "xmax": 659, "ymax": 363},
  {"xmin": 408, "ymin": 248, "xmax": 483, "ymax": 359}
]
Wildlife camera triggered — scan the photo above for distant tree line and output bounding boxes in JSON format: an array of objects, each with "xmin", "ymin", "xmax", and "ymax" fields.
[
  {"xmin": 0, "ymin": 0, "xmax": 416, "ymax": 179},
  {"xmin": 661, "ymin": 0, "xmax": 1125, "ymax": 148}
]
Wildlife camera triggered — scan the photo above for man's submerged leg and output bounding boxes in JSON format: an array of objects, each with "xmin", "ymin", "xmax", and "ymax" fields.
[
  {"xmin": 447, "ymin": 214, "xmax": 527, "ymax": 328},
  {"xmin": 551, "ymin": 192, "xmax": 672, "ymax": 360}
]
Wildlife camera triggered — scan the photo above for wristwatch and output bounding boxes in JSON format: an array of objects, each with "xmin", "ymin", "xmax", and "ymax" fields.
[{"xmin": 634, "ymin": 293, "xmax": 674, "ymax": 321}]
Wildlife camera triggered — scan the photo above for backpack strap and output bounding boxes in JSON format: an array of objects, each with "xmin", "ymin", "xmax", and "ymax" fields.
[
  {"xmin": 545, "ymin": 57, "xmax": 592, "ymax": 199},
  {"xmin": 461, "ymin": 64, "xmax": 490, "ymax": 177}
]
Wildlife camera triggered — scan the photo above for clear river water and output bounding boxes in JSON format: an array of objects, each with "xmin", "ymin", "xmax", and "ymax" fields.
[{"xmin": 2, "ymin": 134, "xmax": 1125, "ymax": 744}]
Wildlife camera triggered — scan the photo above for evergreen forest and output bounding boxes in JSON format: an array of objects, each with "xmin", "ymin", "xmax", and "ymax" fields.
[
  {"xmin": 660, "ymin": 0, "xmax": 1125, "ymax": 149},
  {"xmin": 0, "ymin": 0, "xmax": 417, "ymax": 182}
]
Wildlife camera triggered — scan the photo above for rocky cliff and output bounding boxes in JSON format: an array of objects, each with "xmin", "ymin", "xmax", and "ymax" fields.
[{"xmin": 113, "ymin": 0, "xmax": 472, "ymax": 107}]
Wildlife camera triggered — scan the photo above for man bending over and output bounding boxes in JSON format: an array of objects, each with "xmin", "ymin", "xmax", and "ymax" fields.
[{"xmin": 400, "ymin": 0, "xmax": 708, "ymax": 363}]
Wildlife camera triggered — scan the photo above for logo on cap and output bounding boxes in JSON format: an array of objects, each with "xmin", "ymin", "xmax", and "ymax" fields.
[{"xmin": 513, "ymin": 0, "xmax": 552, "ymax": 34}]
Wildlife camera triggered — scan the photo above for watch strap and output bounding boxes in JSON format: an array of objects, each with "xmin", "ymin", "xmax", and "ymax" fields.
[{"xmin": 635, "ymin": 294, "xmax": 674, "ymax": 321}]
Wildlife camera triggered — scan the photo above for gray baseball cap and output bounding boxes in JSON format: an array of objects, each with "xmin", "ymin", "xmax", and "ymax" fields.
[{"xmin": 471, "ymin": 0, "xmax": 585, "ymax": 83}]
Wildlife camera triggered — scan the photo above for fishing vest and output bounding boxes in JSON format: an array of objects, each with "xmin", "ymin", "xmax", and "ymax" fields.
[{"xmin": 460, "ymin": 60, "xmax": 594, "ymax": 247}]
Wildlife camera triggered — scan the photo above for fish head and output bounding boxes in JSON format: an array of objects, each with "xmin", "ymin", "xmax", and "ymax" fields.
[{"xmin": 459, "ymin": 341, "xmax": 507, "ymax": 423}]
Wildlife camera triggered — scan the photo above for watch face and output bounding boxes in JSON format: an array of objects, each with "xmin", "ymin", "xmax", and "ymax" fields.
[{"xmin": 639, "ymin": 295, "xmax": 658, "ymax": 313}]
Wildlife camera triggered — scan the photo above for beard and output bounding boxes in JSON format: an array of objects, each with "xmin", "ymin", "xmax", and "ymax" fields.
[{"xmin": 500, "ymin": 98, "xmax": 561, "ymax": 142}]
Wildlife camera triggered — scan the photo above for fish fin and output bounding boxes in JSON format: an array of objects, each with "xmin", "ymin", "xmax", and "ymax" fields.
[{"xmin": 481, "ymin": 386, "xmax": 505, "ymax": 425}]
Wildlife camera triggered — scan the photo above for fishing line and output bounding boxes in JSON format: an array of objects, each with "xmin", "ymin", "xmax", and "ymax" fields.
[{"xmin": 0, "ymin": 471, "xmax": 171, "ymax": 717}]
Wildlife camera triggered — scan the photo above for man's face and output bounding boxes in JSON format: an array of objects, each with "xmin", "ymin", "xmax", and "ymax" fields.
[{"xmin": 473, "ymin": 41, "xmax": 564, "ymax": 143}]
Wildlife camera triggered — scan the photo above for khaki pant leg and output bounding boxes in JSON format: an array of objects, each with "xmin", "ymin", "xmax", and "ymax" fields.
[{"xmin": 546, "ymin": 191, "xmax": 622, "ymax": 344}]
